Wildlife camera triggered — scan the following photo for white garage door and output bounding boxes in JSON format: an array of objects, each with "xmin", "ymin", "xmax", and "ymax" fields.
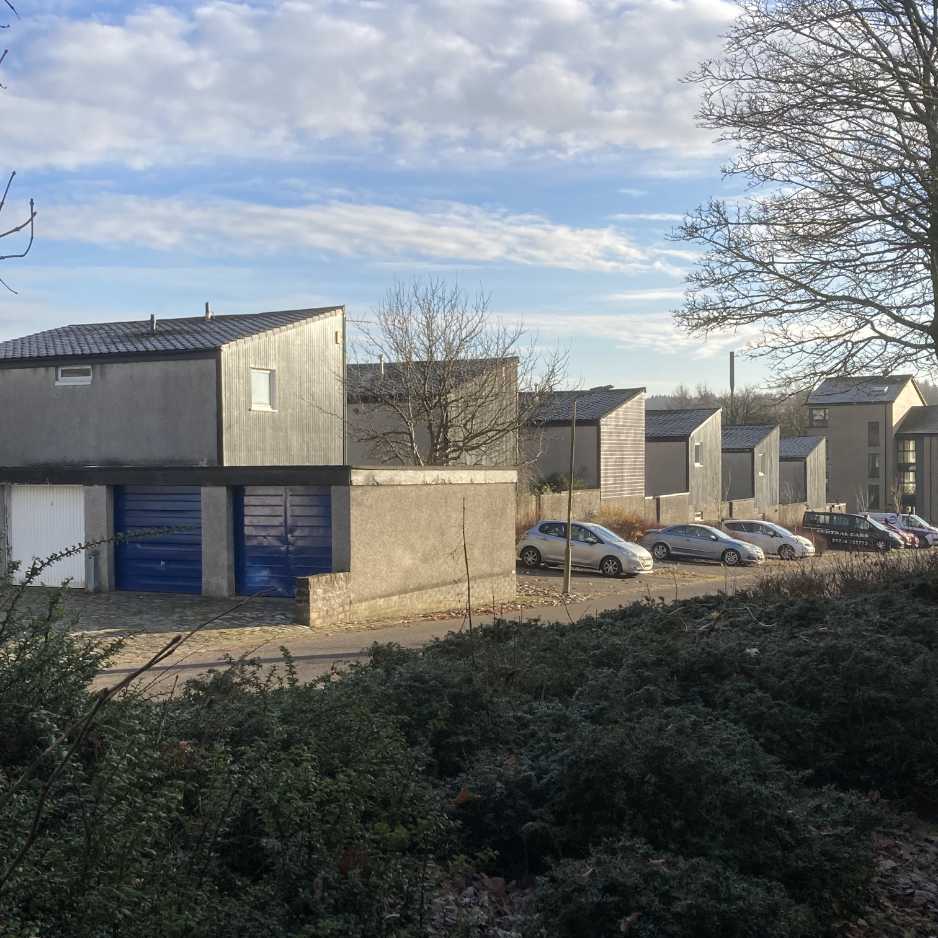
[{"xmin": 11, "ymin": 485, "xmax": 86, "ymax": 587}]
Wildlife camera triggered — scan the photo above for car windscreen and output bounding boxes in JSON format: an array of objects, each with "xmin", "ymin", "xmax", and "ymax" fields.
[
  {"xmin": 906, "ymin": 514, "xmax": 930, "ymax": 528},
  {"xmin": 866, "ymin": 517, "xmax": 889, "ymax": 533},
  {"xmin": 587, "ymin": 524, "xmax": 625, "ymax": 543}
]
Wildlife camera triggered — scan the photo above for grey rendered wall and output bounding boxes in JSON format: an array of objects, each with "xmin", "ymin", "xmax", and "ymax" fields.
[
  {"xmin": 524, "ymin": 425, "xmax": 600, "ymax": 488},
  {"xmin": 780, "ymin": 460, "xmax": 806, "ymax": 504},
  {"xmin": 346, "ymin": 480, "xmax": 516, "ymax": 621},
  {"xmin": 347, "ymin": 402, "xmax": 433, "ymax": 465},
  {"xmin": 753, "ymin": 428, "xmax": 780, "ymax": 513},
  {"xmin": 722, "ymin": 451, "xmax": 754, "ymax": 500},
  {"xmin": 688, "ymin": 411, "xmax": 722, "ymax": 519},
  {"xmin": 0, "ymin": 359, "xmax": 218, "ymax": 467},
  {"xmin": 201, "ymin": 486, "xmax": 234, "ymax": 597},
  {"xmin": 83, "ymin": 485, "xmax": 114, "ymax": 592},
  {"xmin": 599, "ymin": 394, "xmax": 645, "ymax": 499},
  {"xmin": 221, "ymin": 310, "xmax": 344, "ymax": 466},
  {"xmin": 645, "ymin": 440, "xmax": 687, "ymax": 496}
]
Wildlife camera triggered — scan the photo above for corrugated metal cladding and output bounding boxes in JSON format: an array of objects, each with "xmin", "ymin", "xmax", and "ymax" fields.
[
  {"xmin": 11, "ymin": 484, "xmax": 85, "ymax": 587},
  {"xmin": 235, "ymin": 486, "xmax": 332, "ymax": 598},
  {"xmin": 114, "ymin": 486, "xmax": 202, "ymax": 594},
  {"xmin": 600, "ymin": 395, "xmax": 646, "ymax": 499}
]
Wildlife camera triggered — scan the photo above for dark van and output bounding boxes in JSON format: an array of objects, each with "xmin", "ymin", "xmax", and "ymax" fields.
[{"xmin": 801, "ymin": 511, "xmax": 904, "ymax": 551}]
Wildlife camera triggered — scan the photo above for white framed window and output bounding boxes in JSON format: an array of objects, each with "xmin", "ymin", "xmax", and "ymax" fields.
[
  {"xmin": 250, "ymin": 368, "xmax": 276, "ymax": 411},
  {"xmin": 693, "ymin": 442, "xmax": 703, "ymax": 466},
  {"xmin": 758, "ymin": 451, "xmax": 766, "ymax": 476},
  {"xmin": 55, "ymin": 365, "xmax": 93, "ymax": 386}
]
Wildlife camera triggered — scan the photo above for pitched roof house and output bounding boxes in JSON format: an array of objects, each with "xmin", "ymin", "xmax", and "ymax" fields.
[
  {"xmin": 805, "ymin": 374, "xmax": 925, "ymax": 512},
  {"xmin": 779, "ymin": 436, "xmax": 827, "ymax": 507},
  {"xmin": 0, "ymin": 307, "xmax": 346, "ymax": 468},
  {"xmin": 645, "ymin": 407, "xmax": 722, "ymax": 520},
  {"xmin": 524, "ymin": 387, "xmax": 646, "ymax": 499},
  {"xmin": 721, "ymin": 424, "xmax": 780, "ymax": 511}
]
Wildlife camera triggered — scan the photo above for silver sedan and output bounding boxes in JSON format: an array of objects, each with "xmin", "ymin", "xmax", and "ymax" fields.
[
  {"xmin": 517, "ymin": 520, "xmax": 654, "ymax": 577},
  {"xmin": 639, "ymin": 523, "xmax": 765, "ymax": 566}
]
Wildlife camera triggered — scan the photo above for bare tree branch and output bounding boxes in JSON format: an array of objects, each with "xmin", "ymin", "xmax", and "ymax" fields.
[
  {"xmin": 675, "ymin": 0, "xmax": 938, "ymax": 388},
  {"xmin": 349, "ymin": 277, "xmax": 567, "ymax": 466}
]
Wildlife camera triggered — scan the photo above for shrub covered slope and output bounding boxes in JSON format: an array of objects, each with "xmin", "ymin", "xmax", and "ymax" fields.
[{"xmin": 2, "ymin": 556, "xmax": 937, "ymax": 936}]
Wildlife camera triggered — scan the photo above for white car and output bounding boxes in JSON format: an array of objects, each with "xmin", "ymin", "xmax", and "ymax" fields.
[
  {"xmin": 722, "ymin": 519, "xmax": 815, "ymax": 560},
  {"xmin": 517, "ymin": 520, "xmax": 654, "ymax": 577}
]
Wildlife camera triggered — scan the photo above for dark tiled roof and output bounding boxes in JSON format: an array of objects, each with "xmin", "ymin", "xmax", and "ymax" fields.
[
  {"xmin": 896, "ymin": 405, "xmax": 938, "ymax": 435},
  {"xmin": 722, "ymin": 424, "xmax": 777, "ymax": 450},
  {"xmin": 807, "ymin": 374, "xmax": 917, "ymax": 405},
  {"xmin": 780, "ymin": 435, "xmax": 824, "ymax": 459},
  {"xmin": 529, "ymin": 387, "xmax": 645, "ymax": 423},
  {"xmin": 0, "ymin": 308, "xmax": 341, "ymax": 362},
  {"xmin": 645, "ymin": 407, "xmax": 720, "ymax": 440}
]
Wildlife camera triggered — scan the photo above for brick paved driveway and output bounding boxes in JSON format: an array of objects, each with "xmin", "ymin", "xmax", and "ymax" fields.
[{"xmin": 13, "ymin": 587, "xmax": 297, "ymax": 636}]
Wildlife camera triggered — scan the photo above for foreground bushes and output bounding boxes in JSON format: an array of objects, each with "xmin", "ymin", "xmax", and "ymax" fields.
[{"xmin": 3, "ymin": 554, "xmax": 938, "ymax": 935}]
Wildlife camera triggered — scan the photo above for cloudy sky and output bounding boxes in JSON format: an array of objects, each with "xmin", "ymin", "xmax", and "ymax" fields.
[{"xmin": 1, "ymin": 0, "xmax": 764, "ymax": 393}]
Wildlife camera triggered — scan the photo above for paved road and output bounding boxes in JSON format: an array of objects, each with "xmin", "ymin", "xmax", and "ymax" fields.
[{"xmin": 89, "ymin": 555, "xmax": 826, "ymax": 694}]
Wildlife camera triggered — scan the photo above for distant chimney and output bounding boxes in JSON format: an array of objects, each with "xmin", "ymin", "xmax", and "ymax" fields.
[
  {"xmin": 204, "ymin": 301, "xmax": 212, "ymax": 320},
  {"xmin": 379, "ymin": 354, "xmax": 385, "ymax": 376},
  {"xmin": 149, "ymin": 314, "xmax": 157, "ymax": 334}
]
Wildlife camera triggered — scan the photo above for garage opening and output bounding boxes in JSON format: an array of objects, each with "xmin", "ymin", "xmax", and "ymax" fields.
[
  {"xmin": 10, "ymin": 484, "xmax": 86, "ymax": 587},
  {"xmin": 235, "ymin": 486, "xmax": 332, "ymax": 598},
  {"xmin": 114, "ymin": 486, "xmax": 202, "ymax": 594}
]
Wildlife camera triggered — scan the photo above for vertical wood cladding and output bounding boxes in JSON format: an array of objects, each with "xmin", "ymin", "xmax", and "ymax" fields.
[
  {"xmin": 599, "ymin": 393, "xmax": 645, "ymax": 499},
  {"xmin": 221, "ymin": 310, "xmax": 345, "ymax": 466}
]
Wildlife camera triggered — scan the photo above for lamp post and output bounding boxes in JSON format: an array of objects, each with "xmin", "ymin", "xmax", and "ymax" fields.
[{"xmin": 562, "ymin": 385, "xmax": 612, "ymax": 596}]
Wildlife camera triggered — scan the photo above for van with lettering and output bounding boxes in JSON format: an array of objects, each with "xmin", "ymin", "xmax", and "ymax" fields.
[{"xmin": 801, "ymin": 511, "xmax": 905, "ymax": 551}]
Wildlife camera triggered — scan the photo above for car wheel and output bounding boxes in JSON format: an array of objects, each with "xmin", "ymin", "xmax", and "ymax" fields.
[
  {"xmin": 599, "ymin": 556, "xmax": 623, "ymax": 578},
  {"xmin": 917, "ymin": 534, "xmax": 929, "ymax": 549},
  {"xmin": 778, "ymin": 544, "xmax": 796, "ymax": 561},
  {"xmin": 722, "ymin": 548, "xmax": 741, "ymax": 567},
  {"xmin": 519, "ymin": 546, "xmax": 542, "ymax": 568},
  {"xmin": 652, "ymin": 542, "xmax": 670, "ymax": 561}
]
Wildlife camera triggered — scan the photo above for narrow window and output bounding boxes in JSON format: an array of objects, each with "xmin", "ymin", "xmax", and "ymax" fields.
[
  {"xmin": 867, "ymin": 485, "xmax": 881, "ymax": 510},
  {"xmin": 868, "ymin": 421, "xmax": 880, "ymax": 447},
  {"xmin": 757, "ymin": 451, "xmax": 765, "ymax": 476},
  {"xmin": 693, "ymin": 442, "xmax": 703, "ymax": 466},
  {"xmin": 55, "ymin": 365, "xmax": 93, "ymax": 386},
  {"xmin": 868, "ymin": 452, "xmax": 880, "ymax": 479},
  {"xmin": 250, "ymin": 368, "xmax": 276, "ymax": 411}
]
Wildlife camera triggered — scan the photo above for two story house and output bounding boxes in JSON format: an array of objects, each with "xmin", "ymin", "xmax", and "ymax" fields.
[{"xmin": 805, "ymin": 375, "xmax": 926, "ymax": 512}]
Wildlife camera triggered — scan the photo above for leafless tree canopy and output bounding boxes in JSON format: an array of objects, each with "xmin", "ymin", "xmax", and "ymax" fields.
[
  {"xmin": 350, "ymin": 278, "xmax": 566, "ymax": 466},
  {"xmin": 1, "ymin": 1, "xmax": 36, "ymax": 294},
  {"xmin": 676, "ymin": 1, "xmax": 938, "ymax": 388}
]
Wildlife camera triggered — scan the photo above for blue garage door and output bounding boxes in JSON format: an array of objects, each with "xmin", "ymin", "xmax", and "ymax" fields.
[
  {"xmin": 235, "ymin": 486, "xmax": 332, "ymax": 597},
  {"xmin": 114, "ymin": 486, "xmax": 202, "ymax": 594}
]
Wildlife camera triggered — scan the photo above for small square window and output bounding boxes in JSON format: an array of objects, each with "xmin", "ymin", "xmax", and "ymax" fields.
[
  {"xmin": 55, "ymin": 365, "xmax": 93, "ymax": 386},
  {"xmin": 693, "ymin": 442, "xmax": 703, "ymax": 466},
  {"xmin": 250, "ymin": 368, "xmax": 276, "ymax": 411},
  {"xmin": 809, "ymin": 408, "xmax": 829, "ymax": 427}
]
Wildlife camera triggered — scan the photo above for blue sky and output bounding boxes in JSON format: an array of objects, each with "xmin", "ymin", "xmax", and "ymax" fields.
[{"xmin": 1, "ymin": 0, "xmax": 767, "ymax": 394}]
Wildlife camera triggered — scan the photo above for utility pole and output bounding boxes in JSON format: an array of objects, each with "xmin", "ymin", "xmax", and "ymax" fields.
[
  {"xmin": 563, "ymin": 398, "xmax": 577, "ymax": 595},
  {"xmin": 729, "ymin": 350, "xmax": 736, "ymax": 424}
]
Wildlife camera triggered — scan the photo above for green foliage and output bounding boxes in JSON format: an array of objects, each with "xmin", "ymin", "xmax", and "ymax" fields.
[{"xmin": 4, "ymin": 552, "xmax": 938, "ymax": 935}]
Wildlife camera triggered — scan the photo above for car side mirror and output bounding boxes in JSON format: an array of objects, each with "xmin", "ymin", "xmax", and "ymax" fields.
[{"xmin": 710, "ymin": 534, "xmax": 719, "ymax": 541}]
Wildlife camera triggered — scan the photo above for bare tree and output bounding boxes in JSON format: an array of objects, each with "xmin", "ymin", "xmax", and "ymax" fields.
[
  {"xmin": 675, "ymin": 1, "xmax": 938, "ymax": 388},
  {"xmin": 1, "ymin": 2, "xmax": 36, "ymax": 294},
  {"xmin": 349, "ymin": 278, "xmax": 566, "ymax": 466}
]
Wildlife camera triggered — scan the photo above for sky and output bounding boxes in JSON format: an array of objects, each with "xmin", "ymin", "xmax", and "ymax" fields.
[{"xmin": 0, "ymin": 0, "xmax": 767, "ymax": 395}]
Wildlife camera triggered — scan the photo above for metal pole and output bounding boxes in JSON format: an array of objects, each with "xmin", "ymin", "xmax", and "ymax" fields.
[
  {"xmin": 729, "ymin": 350, "xmax": 735, "ymax": 424},
  {"xmin": 563, "ymin": 399, "xmax": 576, "ymax": 595}
]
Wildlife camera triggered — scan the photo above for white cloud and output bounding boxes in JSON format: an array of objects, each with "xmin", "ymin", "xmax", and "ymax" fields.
[
  {"xmin": 604, "ymin": 287, "xmax": 687, "ymax": 302},
  {"xmin": 513, "ymin": 311, "xmax": 756, "ymax": 360},
  {"xmin": 610, "ymin": 213, "xmax": 685, "ymax": 222},
  {"xmin": 7, "ymin": 0, "xmax": 737, "ymax": 170},
  {"xmin": 43, "ymin": 194, "xmax": 658, "ymax": 272}
]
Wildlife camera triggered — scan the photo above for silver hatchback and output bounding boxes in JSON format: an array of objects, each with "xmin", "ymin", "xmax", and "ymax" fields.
[
  {"xmin": 517, "ymin": 520, "xmax": 654, "ymax": 577},
  {"xmin": 639, "ymin": 523, "xmax": 765, "ymax": 566}
]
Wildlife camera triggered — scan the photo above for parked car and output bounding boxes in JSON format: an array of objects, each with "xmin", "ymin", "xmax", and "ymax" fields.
[
  {"xmin": 722, "ymin": 519, "xmax": 815, "ymax": 560},
  {"xmin": 639, "ymin": 524, "xmax": 765, "ymax": 566},
  {"xmin": 801, "ymin": 510, "xmax": 905, "ymax": 551},
  {"xmin": 867, "ymin": 511, "xmax": 938, "ymax": 548},
  {"xmin": 517, "ymin": 520, "xmax": 654, "ymax": 577},
  {"xmin": 867, "ymin": 515, "xmax": 918, "ymax": 548}
]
